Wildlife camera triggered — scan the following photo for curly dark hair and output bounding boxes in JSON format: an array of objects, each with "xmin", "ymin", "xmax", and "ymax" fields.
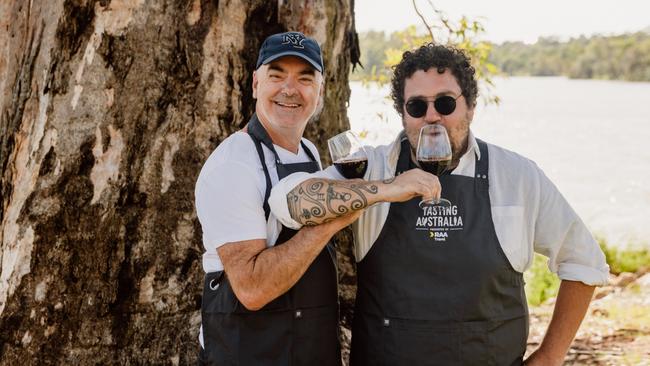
[{"xmin": 390, "ymin": 43, "xmax": 478, "ymax": 116}]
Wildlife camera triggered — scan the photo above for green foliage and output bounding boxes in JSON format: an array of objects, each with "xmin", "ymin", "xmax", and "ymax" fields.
[
  {"xmin": 352, "ymin": 4, "xmax": 500, "ymax": 104},
  {"xmin": 525, "ymin": 254, "xmax": 561, "ymax": 306},
  {"xmin": 489, "ymin": 32, "xmax": 650, "ymax": 81},
  {"xmin": 351, "ymin": 30, "xmax": 405, "ymax": 84},
  {"xmin": 525, "ymin": 238, "xmax": 650, "ymax": 307},
  {"xmin": 355, "ymin": 26, "xmax": 650, "ymax": 89},
  {"xmin": 598, "ymin": 237, "xmax": 650, "ymax": 274}
]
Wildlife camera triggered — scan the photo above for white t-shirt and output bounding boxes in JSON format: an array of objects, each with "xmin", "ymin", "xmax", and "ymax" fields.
[
  {"xmin": 269, "ymin": 129, "xmax": 610, "ymax": 286},
  {"xmin": 195, "ymin": 131, "xmax": 321, "ymax": 273}
]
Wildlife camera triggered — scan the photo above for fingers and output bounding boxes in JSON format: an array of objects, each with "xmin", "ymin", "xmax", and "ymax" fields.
[
  {"xmin": 394, "ymin": 169, "xmax": 441, "ymax": 202},
  {"xmin": 417, "ymin": 170, "xmax": 441, "ymax": 202}
]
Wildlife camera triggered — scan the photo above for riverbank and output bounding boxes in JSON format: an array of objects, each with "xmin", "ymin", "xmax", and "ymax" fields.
[{"xmin": 527, "ymin": 269, "xmax": 650, "ymax": 365}]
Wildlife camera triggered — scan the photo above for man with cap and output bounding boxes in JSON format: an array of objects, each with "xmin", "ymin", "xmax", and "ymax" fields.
[
  {"xmin": 268, "ymin": 43, "xmax": 609, "ymax": 365},
  {"xmin": 195, "ymin": 32, "xmax": 440, "ymax": 365}
]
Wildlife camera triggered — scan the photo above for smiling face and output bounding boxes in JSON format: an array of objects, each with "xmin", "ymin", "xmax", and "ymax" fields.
[
  {"xmin": 402, "ymin": 68, "xmax": 474, "ymax": 165},
  {"xmin": 253, "ymin": 56, "xmax": 323, "ymax": 146}
]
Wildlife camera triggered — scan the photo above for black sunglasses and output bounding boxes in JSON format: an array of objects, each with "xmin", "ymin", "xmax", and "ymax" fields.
[{"xmin": 405, "ymin": 94, "xmax": 463, "ymax": 118}]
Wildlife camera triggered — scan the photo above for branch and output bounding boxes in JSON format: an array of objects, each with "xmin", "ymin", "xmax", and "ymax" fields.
[
  {"xmin": 412, "ymin": 0, "xmax": 435, "ymax": 43},
  {"xmin": 427, "ymin": 0, "xmax": 454, "ymax": 36}
]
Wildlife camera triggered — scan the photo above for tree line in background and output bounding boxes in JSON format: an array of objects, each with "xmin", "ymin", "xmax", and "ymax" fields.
[{"xmin": 354, "ymin": 29, "xmax": 650, "ymax": 82}]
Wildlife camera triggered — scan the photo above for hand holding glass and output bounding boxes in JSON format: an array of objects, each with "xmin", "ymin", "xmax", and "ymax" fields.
[{"xmin": 416, "ymin": 124, "xmax": 452, "ymax": 207}]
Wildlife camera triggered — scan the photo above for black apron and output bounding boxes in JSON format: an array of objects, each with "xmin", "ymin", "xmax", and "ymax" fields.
[
  {"xmin": 199, "ymin": 114, "xmax": 340, "ymax": 366},
  {"xmin": 350, "ymin": 137, "xmax": 528, "ymax": 366}
]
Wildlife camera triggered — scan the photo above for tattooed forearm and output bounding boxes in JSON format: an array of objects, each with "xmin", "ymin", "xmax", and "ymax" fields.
[
  {"xmin": 285, "ymin": 169, "xmax": 439, "ymax": 227},
  {"xmin": 287, "ymin": 184, "xmax": 326, "ymax": 225},
  {"xmin": 287, "ymin": 178, "xmax": 380, "ymax": 226}
]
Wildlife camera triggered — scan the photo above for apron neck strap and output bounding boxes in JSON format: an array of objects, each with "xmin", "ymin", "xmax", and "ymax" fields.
[
  {"xmin": 474, "ymin": 138, "xmax": 490, "ymax": 191},
  {"xmin": 395, "ymin": 136, "xmax": 412, "ymax": 176},
  {"xmin": 247, "ymin": 114, "xmax": 320, "ymax": 221},
  {"xmin": 248, "ymin": 113, "xmax": 318, "ymax": 164},
  {"xmin": 248, "ymin": 114, "xmax": 282, "ymax": 164},
  {"xmin": 474, "ymin": 139, "xmax": 489, "ymax": 178}
]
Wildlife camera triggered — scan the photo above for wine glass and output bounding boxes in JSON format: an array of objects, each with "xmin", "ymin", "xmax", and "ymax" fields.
[
  {"xmin": 328, "ymin": 131, "xmax": 368, "ymax": 179},
  {"xmin": 416, "ymin": 124, "xmax": 452, "ymax": 207}
]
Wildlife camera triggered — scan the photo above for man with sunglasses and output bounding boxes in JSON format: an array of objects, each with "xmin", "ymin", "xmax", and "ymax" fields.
[{"xmin": 269, "ymin": 43, "xmax": 609, "ymax": 365}]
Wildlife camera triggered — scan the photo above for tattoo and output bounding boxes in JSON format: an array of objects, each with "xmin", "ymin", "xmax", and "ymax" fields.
[
  {"xmin": 287, "ymin": 179, "xmax": 379, "ymax": 226},
  {"xmin": 382, "ymin": 177, "xmax": 395, "ymax": 184},
  {"xmin": 287, "ymin": 183, "xmax": 326, "ymax": 226}
]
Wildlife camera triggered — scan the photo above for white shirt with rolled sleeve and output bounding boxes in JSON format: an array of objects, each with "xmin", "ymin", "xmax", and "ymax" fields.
[
  {"xmin": 269, "ymin": 129, "xmax": 610, "ymax": 286},
  {"xmin": 195, "ymin": 131, "xmax": 321, "ymax": 348},
  {"xmin": 195, "ymin": 131, "xmax": 321, "ymax": 273}
]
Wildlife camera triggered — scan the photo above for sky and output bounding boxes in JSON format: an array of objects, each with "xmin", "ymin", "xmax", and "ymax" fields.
[{"xmin": 354, "ymin": 0, "xmax": 650, "ymax": 44}]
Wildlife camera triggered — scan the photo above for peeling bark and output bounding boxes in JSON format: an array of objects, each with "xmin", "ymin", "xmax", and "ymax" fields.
[{"xmin": 0, "ymin": 0, "xmax": 359, "ymax": 364}]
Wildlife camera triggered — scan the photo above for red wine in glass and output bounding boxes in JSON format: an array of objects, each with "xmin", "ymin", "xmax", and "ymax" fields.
[
  {"xmin": 417, "ymin": 157, "xmax": 451, "ymax": 176},
  {"xmin": 334, "ymin": 158, "xmax": 368, "ymax": 179},
  {"xmin": 328, "ymin": 131, "xmax": 369, "ymax": 179},
  {"xmin": 416, "ymin": 124, "xmax": 453, "ymax": 207}
]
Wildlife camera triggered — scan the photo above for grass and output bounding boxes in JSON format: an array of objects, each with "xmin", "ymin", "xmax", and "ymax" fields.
[
  {"xmin": 525, "ymin": 237, "xmax": 650, "ymax": 306},
  {"xmin": 597, "ymin": 237, "xmax": 650, "ymax": 275},
  {"xmin": 602, "ymin": 303, "xmax": 650, "ymax": 329},
  {"xmin": 525, "ymin": 254, "xmax": 561, "ymax": 306}
]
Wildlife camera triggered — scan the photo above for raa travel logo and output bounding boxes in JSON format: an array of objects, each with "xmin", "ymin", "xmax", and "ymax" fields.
[{"xmin": 415, "ymin": 203, "xmax": 464, "ymax": 242}]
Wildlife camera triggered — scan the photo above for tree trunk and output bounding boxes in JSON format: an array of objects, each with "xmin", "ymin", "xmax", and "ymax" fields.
[{"xmin": 0, "ymin": 0, "xmax": 359, "ymax": 364}]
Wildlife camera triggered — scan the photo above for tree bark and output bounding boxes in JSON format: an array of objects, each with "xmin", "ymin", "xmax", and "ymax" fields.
[{"xmin": 0, "ymin": 0, "xmax": 359, "ymax": 364}]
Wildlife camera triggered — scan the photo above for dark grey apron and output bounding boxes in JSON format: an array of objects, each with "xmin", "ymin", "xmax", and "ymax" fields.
[
  {"xmin": 199, "ymin": 114, "xmax": 340, "ymax": 366},
  {"xmin": 350, "ymin": 137, "xmax": 528, "ymax": 366}
]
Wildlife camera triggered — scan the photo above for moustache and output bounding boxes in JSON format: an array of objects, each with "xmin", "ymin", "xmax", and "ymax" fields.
[{"xmin": 273, "ymin": 97, "xmax": 303, "ymax": 105}]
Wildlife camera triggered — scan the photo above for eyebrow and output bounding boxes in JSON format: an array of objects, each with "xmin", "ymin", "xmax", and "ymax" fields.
[
  {"xmin": 298, "ymin": 68, "xmax": 316, "ymax": 76},
  {"xmin": 267, "ymin": 62, "xmax": 316, "ymax": 76},
  {"xmin": 267, "ymin": 64, "xmax": 285, "ymax": 73},
  {"xmin": 409, "ymin": 90, "xmax": 460, "ymax": 99}
]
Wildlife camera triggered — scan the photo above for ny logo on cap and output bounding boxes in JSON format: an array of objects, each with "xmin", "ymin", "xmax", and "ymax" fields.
[{"xmin": 282, "ymin": 33, "xmax": 305, "ymax": 49}]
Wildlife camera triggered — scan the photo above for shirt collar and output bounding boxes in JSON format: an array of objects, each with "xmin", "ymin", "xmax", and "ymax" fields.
[
  {"xmin": 450, "ymin": 129, "xmax": 480, "ymax": 175},
  {"xmin": 466, "ymin": 129, "xmax": 481, "ymax": 161}
]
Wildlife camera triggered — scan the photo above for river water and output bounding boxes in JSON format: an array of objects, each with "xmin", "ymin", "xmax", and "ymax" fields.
[{"xmin": 347, "ymin": 77, "xmax": 650, "ymax": 247}]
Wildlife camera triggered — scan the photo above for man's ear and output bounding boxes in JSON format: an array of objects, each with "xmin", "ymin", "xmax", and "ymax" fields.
[{"xmin": 252, "ymin": 70, "xmax": 258, "ymax": 99}]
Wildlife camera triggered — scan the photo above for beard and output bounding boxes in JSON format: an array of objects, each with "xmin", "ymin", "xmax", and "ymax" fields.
[{"xmin": 448, "ymin": 115, "xmax": 471, "ymax": 164}]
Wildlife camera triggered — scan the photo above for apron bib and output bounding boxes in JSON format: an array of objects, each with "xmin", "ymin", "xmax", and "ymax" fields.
[
  {"xmin": 351, "ymin": 137, "xmax": 528, "ymax": 366},
  {"xmin": 200, "ymin": 115, "xmax": 340, "ymax": 366}
]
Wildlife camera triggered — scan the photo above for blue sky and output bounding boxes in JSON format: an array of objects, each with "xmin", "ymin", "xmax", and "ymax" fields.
[{"xmin": 355, "ymin": 0, "xmax": 650, "ymax": 43}]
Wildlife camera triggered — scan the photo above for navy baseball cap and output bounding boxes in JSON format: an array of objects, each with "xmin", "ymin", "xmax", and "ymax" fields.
[{"xmin": 256, "ymin": 32, "xmax": 324, "ymax": 73}]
